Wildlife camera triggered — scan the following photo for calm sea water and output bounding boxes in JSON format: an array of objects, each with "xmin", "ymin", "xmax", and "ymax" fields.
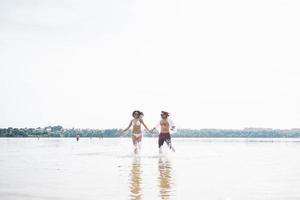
[{"xmin": 0, "ymin": 138, "xmax": 300, "ymax": 200}]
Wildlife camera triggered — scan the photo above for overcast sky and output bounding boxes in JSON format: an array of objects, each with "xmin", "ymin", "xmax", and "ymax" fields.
[{"xmin": 0, "ymin": 0, "xmax": 299, "ymax": 129}]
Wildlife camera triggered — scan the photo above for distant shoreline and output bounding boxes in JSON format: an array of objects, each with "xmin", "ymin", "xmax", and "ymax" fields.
[
  {"xmin": 1, "ymin": 126, "xmax": 300, "ymax": 138},
  {"xmin": 1, "ymin": 136, "xmax": 300, "ymax": 138}
]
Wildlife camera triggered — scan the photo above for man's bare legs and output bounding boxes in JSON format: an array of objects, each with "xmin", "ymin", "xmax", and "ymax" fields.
[
  {"xmin": 166, "ymin": 139, "xmax": 175, "ymax": 152},
  {"xmin": 158, "ymin": 133, "xmax": 175, "ymax": 153}
]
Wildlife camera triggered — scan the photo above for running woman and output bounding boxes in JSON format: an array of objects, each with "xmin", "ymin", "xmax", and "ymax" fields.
[
  {"xmin": 120, "ymin": 110, "xmax": 151, "ymax": 153},
  {"xmin": 151, "ymin": 111, "xmax": 176, "ymax": 153}
]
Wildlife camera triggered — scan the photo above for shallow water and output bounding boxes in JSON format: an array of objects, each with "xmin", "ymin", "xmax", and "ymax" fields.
[{"xmin": 0, "ymin": 138, "xmax": 300, "ymax": 200}]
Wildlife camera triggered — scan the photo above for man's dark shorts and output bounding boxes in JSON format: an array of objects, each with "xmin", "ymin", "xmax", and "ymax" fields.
[{"xmin": 158, "ymin": 132, "xmax": 171, "ymax": 148}]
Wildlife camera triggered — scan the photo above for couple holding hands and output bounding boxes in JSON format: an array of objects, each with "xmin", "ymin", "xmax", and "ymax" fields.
[{"xmin": 120, "ymin": 110, "xmax": 176, "ymax": 153}]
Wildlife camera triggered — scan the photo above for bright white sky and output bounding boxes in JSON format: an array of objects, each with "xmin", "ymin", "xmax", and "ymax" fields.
[{"xmin": 0, "ymin": 0, "xmax": 299, "ymax": 129}]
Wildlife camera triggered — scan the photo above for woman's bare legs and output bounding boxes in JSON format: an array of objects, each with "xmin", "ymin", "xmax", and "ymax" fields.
[
  {"xmin": 132, "ymin": 135, "xmax": 142, "ymax": 153},
  {"xmin": 137, "ymin": 136, "xmax": 142, "ymax": 151}
]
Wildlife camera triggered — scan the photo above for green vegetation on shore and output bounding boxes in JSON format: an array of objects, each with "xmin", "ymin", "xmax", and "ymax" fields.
[{"xmin": 1, "ymin": 126, "xmax": 300, "ymax": 138}]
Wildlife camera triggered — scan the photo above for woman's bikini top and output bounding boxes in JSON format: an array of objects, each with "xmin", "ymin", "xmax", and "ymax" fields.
[{"xmin": 132, "ymin": 119, "xmax": 141, "ymax": 127}]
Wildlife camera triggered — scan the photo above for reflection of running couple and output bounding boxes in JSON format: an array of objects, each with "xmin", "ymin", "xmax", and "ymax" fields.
[
  {"xmin": 120, "ymin": 111, "xmax": 175, "ymax": 154},
  {"xmin": 129, "ymin": 157, "xmax": 173, "ymax": 200}
]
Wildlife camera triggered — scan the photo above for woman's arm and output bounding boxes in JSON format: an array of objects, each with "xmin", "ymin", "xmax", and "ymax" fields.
[
  {"xmin": 120, "ymin": 120, "xmax": 132, "ymax": 134},
  {"xmin": 140, "ymin": 119, "xmax": 151, "ymax": 133}
]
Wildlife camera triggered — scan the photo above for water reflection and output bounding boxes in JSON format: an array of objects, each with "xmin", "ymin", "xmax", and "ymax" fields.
[
  {"xmin": 158, "ymin": 157, "xmax": 173, "ymax": 200},
  {"xmin": 129, "ymin": 156, "xmax": 142, "ymax": 200}
]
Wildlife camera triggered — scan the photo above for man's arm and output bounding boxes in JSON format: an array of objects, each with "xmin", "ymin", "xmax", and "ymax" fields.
[
  {"xmin": 169, "ymin": 119, "xmax": 176, "ymax": 131},
  {"xmin": 151, "ymin": 121, "xmax": 161, "ymax": 133}
]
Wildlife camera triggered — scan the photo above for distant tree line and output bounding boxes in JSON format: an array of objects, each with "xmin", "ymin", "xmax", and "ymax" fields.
[
  {"xmin": 1, "ymin": 126, "xmax": 300, "ymax": 138},
  {"xmin": 0, "ymin": 126, "xmax": 118, "ymax": 138},
  {"xmin": 172, "ymin": 128, "xmax": 300, "ymax": 138}
]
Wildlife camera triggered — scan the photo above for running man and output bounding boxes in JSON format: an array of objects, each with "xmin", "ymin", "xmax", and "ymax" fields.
[
  {"xmin": 120, "ymin": 110, "xmax": 151, "ymax": 153},
  {"xmin": 151, "ymin": 111, "xmax": 176, "ymax": 153}
]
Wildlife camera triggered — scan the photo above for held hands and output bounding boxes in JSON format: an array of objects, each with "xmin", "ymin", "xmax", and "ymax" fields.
[
  {"xmin": 148, "ymin": 128, "xmax": 156, "ymax": 135},
  {"xmin": 144, "ymin": 128, "xmax": 153, "ymax": 135}
]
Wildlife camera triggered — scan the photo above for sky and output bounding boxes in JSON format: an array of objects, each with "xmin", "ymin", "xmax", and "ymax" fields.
[{"xmin": 0, "ymin": 0, "xmax": 299, "ymax": 129}]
